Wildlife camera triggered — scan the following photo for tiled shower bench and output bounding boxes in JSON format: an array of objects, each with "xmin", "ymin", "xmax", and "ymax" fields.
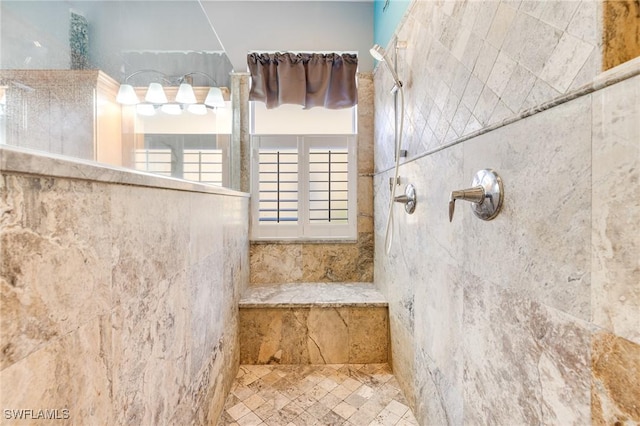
[{"xmin": 239, "ymin": 282, "xmax": 389, "ymax": 365}]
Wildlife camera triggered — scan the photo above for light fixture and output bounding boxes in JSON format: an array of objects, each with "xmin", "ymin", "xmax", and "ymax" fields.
[
  {"xmin": 116, "ymin": 84, "xmax": 139, "ymax": 105},
  {"xmin": 161, "ymin": 104, "xmax": 182, "ymax": 115},
  {"xmin": 136, "ymin": 104, "xmax": 156, "ymax": 116},
  {"xmin": 175, "ymin": 82, "xmax": 197, "ymax": 104},
  {"xmin": 145, "ymin": 82, "xmax": 168, "ymax": 104},
  {"xmin": 187, "ymin": 104, "xmax": 208, "ymax": 115},
  {"xmin": 204, "ymin": 87, "xmax": 225, "ymax": 108},
  {"xmin": 116, "ymin": 70, "xmax": 226, "ymax": 114}
]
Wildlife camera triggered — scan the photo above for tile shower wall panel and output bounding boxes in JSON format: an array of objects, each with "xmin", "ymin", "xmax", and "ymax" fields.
[
  {"xmin": 374, "ymin": 0, "xmax": 602, "ymax": 173},
  {"xmin": 372, "ymin": 1, "xmax": 640, "ymax": 421},
  {"xmin": 591, "ymin": 76, "xmax": 640, "ymax": 345},
  {"xmin": 376, "ymin": 72, "xmax": 640, "ymax": 424},
  {"xmin": 462, "ymin": 95, "xmax": 592, "ymax": 320},
  {"xmin": 0, "ymin": 152, "xmax": 250, "ymax": 425}
]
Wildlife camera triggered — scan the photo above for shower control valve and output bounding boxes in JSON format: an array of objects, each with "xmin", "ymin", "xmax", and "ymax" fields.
[{"xmin": 449, "ymin": 169, "xmax": 503, "ymax": 222}]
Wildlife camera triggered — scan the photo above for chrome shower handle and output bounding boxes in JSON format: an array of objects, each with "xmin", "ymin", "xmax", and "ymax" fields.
[
  {"xmin": 448, "ymin": 186, "xmax": 485, "ymax": 222},
  {"xmin": 449, "ymin": 169, "xmax": 504, "ymax": 222},
  {"xmin": 394, "ymin": 183, "xmax": 416, "ymax": 214}
]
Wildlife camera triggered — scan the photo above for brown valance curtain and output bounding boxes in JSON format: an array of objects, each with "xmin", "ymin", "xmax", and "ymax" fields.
[{"xmin": 247, "ymin": 52, "xmax": 358, "ymax": 109}]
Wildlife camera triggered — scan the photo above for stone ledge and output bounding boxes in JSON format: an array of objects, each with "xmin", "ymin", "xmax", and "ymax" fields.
[
  {"xmin": 239, "ymin": 282, "xmax": 387, "ymax": 308},
  {"xmin": 239, "ymin": 283, "xmax": 389, "ymax": 364}
]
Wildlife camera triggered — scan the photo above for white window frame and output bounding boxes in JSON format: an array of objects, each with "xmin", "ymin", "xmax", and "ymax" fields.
[{"xmin": 251, "ymin": 134, "xmax": 357, "ymax": 241}]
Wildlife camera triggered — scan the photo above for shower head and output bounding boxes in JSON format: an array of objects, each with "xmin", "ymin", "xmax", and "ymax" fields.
[
  {"xmin": 369, "ymin": 44, "xmax": 403, "ymax": 91},
  {"xmin": 369, "ymin": 44, "xmax": 386, "ymax": 62}
]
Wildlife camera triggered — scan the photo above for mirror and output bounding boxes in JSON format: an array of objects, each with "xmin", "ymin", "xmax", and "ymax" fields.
[{"xmin": 0, "ymin": 0, "xmax": 236, "ymax": 188}]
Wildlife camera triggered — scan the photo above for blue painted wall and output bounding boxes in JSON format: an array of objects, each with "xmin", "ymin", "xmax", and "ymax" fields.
[{"xmin": 373, "ymin": 0, "xmax": 410, "ymax": 50}]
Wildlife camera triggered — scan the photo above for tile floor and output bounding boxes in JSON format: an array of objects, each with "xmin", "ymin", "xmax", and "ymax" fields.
[{"xmin": 217, "ymin": 364, "xmax": 419, "ymax": 426}]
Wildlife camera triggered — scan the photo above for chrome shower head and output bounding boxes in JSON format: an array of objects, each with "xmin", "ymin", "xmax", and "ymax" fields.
[
  {"xmin": 369, "ymin": 44, "xmax": 386, "ymax": 62},
  {"xmin": 369, "ymin": 43, "xmax": 403, "ymax": 91}
]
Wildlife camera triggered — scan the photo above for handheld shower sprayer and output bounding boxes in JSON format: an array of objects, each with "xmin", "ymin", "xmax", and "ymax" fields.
[
  {"xmin": 370, "ymin": 42, "xmax": 406, "ymax": 254},
  {"xmin": 369, "ymin": 44, "xmax": 403, "ymax": 93}
]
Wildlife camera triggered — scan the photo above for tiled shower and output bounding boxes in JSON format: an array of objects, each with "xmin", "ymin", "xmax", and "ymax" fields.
[{"xmin": 1, "ymin": 0, "xmax": 639, "ymax": 425}]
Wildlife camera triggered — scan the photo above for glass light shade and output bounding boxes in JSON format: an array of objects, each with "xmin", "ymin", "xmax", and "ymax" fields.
[
  {"xmin": 204, "ymin": 87, "xmax": 225, "ymax": 108},
  {"xmin": 116, "ymin": 84, "xmax": 139, "ymax": 105},
  {"xmin": 161, "ymin": 104, "xmax": 182, "ymax": 115},
  {"xmin": 136, "ymin": 104, "xmax": 156, "ymax": 116},
  {"xmin": 175, "ymin": 83, "xmax": 197, "ymax": 104},
  {"xmin": 145, "ymin": 82, "xmax": 168, "ymax": 104},
  {"xmin": 187, "ymin": 104, "xmax": 207, "ymax": 115}
]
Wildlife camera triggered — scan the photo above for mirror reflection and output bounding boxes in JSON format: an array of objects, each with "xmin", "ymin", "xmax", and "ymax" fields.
[{"xmin": 0, "ymin": 0, "xmax": 235, "ymax": 188}]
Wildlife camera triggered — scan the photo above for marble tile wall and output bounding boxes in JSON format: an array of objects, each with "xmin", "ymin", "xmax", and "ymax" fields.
[
  {"xmin": 0, "ymin": 148, "xmax": 250, "ymax": 425},
  {"xmin": 374, "ymin": 0, "xmax": 602, "ymax": 173},
  {"xmin": 249, "ymin": 73, "xmax": 375, "ymax": 285},
  {"xmin": 372, "ymin": 1, "xmax": 640, "ymax": 424}
]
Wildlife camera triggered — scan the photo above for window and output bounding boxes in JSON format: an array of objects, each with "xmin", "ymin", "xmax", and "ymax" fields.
[
  {"xmin": 250, "ymin": 101, "xmax": 357, "ymax": 241},
  {"xmin": 134, "ymin": 134, "xmax": 230, "ymax": 187},
  {"xmin": 134, "ymin": 149, "xmax": 172, "ymax": 177},
  {"xmin": 183, "ymin": 149, "xmax": 225, "ymax": 186},
  {"xmin": 251, "ymin": 135, "xmax": 356, "ymax": 241}
]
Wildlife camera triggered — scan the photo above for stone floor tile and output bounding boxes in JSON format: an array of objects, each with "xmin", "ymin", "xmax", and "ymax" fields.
[{"xmin": 218, "ymin": 365, "xmax": 416, "ymax": 426}]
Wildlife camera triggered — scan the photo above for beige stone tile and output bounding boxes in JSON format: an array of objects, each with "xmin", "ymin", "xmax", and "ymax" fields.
[
  {"xmin": 591, "ymin": 75, "xmax": 640, "ymax": 344},
  {"xmin": 464, "ymin": 95, "xmax": 592, "ymax": 319},
  {"xmin": 371, "ymin": 408, "xmax": 402, "ymax": 426},
  {"xmin": 591, "ymin": 332, "xmax": 640, "ymax": 425},
  {"xmin": 302, "ymin": 244, "xmax": 360, "ymax": 282},
  {"xmin": 333, "ymin": 401, "xmax": 358, "ymax": 420},
  {"xmin": 0, "ymin": 176, "xmax": 112, "ymax": 369},
  {"xmin": 0, "ymin": 316, "xmax": 112, "ymax": 423},
  {"xmin": 331, "ymin": 384, "xmax": 353, "ymax": 400},
  {"xmin": 348, "ymin": 308, "xmax": 389, "ymax": 363},
  {"xmin": 341, "ymin": 377, "xmax": 363, "ymax": 392},
  {"xmin": 603, "ymin": 0, "xmax": 640, "ymax": 70},
  {"xmin": 228, "ymin": 403, "xmax": 252, "ymax": 421},
  {"xmin": 318, "ymin": 392, "xmax": 342, "ymax": 411},
  {"xmin": 233, "ymin": 386, "xmax": 256, "ymax": 401},
  {"xmin": 318, "ymin": 377, "xmax": 340, "ymax": 392},
  {"xmin": 307, "ymin": 308, "xmax": 350, "ymax": 364},
  {"xmin": 238, "ymin": 411, "xmax": 264, "ymax": 426},
  {"xmin": 319, "ymin": 410, "xmax": 346, "ymax": 425},
  {"xmin": 305, "ymin": 401, "xmax": 331, "ymax": 419},
  {"xmin": 244, "ymin": 394, "xmax": 266, "ymax": 411},
  {"xmin": 385, "ymin": 400, "xmax": 410, "ymax": 417},
  {"xmin": 220, "ymin": 365, "xmax": 418, "ymax": 426},
  {"xmin": 250, "ymin": 244, "xmax": 303, "ymax": 284},
  {"xmin": 463, "ymin": 279, "xmax": 591, "ymax": 424},
  {"xmin": 347, "ymin": 405, "xmax": 379, "ymax": 425},
  {"xmin": 306, "ymin": 385, "xmax": 329, "ymax": 401},
  {"xmin": 540, "ymin": 32, "xmax": 594, "ymax": 93},
  {"xmin": 401, "ymin": 410, "xmax": 420, "ymax": 425},
  {"xmin": 292, "ymin": 393, "xmax": 318, "ymax": 410},
  {"xmin": 291, "ymin": 411, "xmax": 318, "ymax": 426}
]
